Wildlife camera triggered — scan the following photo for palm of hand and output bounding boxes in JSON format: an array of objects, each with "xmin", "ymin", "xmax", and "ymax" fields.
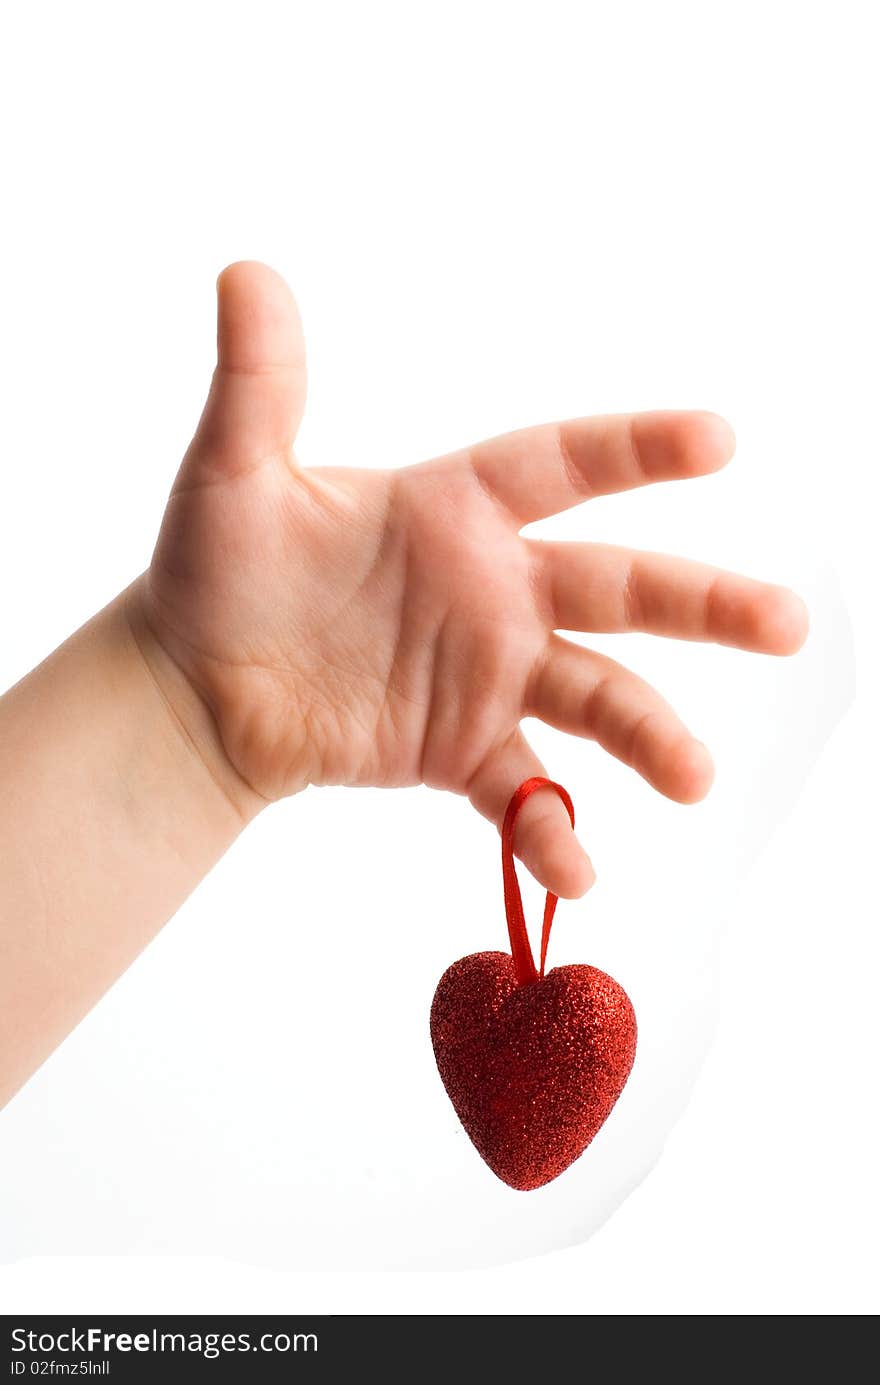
[
  {"xmin": 149, "ymin": 456, "xmax": 543, "ymax": 802},
  {"xmin": 143, "ymin": 263, "xmax": 806, "ymax": 897}
]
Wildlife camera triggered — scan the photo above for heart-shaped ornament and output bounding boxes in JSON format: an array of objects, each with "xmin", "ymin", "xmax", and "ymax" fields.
[{"xmin": 431, "ymin": 779, "xmax": 636, "ymax": 1190}]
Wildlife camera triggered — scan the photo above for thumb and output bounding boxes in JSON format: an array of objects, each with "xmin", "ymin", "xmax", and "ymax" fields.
[{"xmin": 185, "ymin": 261, "xmax": 307, "ymax": 477}]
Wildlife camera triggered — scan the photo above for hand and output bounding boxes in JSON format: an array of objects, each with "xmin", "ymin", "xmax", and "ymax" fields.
[{"xmin": 136, "ymin": 262, "xmax": 807, "ymax": 898}]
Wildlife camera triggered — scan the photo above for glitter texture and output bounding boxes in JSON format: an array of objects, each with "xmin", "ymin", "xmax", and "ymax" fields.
[{"xmin": 431, "ymin": 951, "xmax": 637, "ymax": 1191}]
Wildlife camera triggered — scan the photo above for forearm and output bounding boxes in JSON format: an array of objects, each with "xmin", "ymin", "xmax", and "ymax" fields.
[{"xmin": 0, "ymin": 584, "xmax": 260, "ymax": 1109}]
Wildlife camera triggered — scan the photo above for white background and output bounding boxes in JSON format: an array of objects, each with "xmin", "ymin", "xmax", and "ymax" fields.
[{"xmin": 0, "ymin": 0, "xmax": 877, "ymax": 1313}]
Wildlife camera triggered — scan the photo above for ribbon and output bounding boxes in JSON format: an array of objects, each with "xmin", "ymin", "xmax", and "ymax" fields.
[{"xmin": 501, "ymin": 776, "xmax": 576, "ymax": 986}]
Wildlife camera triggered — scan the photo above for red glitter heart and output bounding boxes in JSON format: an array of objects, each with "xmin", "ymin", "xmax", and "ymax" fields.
[
  {"xmin": 431, "ymin": 779, "xmax": 637, "ymax": 1190},
  {"xmin": 431, "ymin": 951, "xmax": 636, "ymax": 1189}
]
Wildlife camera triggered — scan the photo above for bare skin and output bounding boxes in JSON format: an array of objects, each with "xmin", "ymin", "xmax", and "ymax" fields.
[
  {"xmin": 0, "ymin": 262, "xmax": 807, "ymax": 1108},
  {"xmin": 139, "ymin": 262, "xmax": 806, "ymax": 894}
]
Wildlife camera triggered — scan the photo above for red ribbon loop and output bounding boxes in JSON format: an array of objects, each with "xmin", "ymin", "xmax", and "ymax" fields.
[{"xmin": 501, "ymin": 777, "xmax": 576, "ymax": 986}]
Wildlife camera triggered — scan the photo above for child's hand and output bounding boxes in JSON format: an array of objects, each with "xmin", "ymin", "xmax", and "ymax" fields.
[
  {"xmin": 0, "ymin": 260, "xmax": 810, "ymax": 1108},
  {"xmin": 136, "ymin": 262, "xmax": 807, "ymax": 899}
]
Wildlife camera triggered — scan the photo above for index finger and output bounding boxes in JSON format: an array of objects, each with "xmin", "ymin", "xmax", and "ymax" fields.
[{"xmin": 466, "ymin": 410, "xmax": 735, "ymax": 527}]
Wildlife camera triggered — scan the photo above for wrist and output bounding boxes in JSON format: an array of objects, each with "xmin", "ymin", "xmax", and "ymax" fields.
[{"xmin": 123, "ymin": 577, "xmax": 267, "ymax": 829}]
